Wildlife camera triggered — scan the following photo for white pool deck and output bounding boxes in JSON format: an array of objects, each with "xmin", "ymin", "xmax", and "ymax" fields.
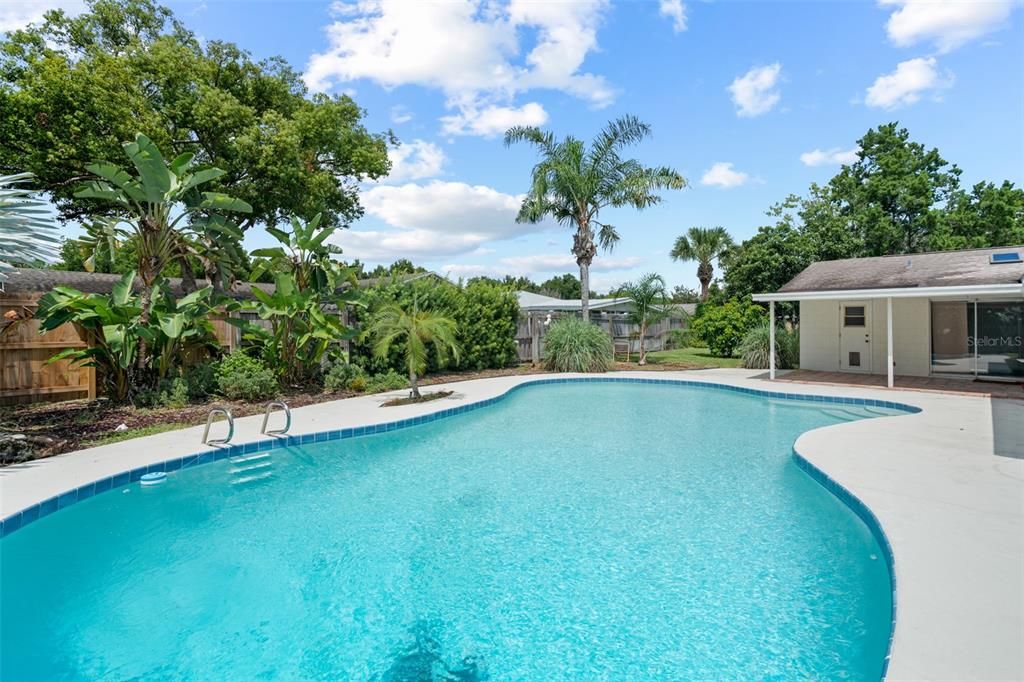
[{"xmin": 2, "ymin": 369, "xmax": 1022, "ymax": 680}]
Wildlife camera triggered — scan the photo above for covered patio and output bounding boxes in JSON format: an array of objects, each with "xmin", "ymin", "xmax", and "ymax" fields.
[{"xmin": 769, "ymin": 369, "xmax": 1024, "ymax": 399}]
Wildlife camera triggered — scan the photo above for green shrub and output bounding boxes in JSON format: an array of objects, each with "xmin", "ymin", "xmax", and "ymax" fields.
[
  {"xmin": 216, "ymin": 352, "xmax": 278, "ymax": 400},
  {"xmin": 543, "ymin": 316, "xmax": 613, "ymax": 372},
  {"xmin": 159, "ymin": 378, "xmax": 190, "ymax": 408},
  {"xmin": 324, "ymin": 360, "xmax": 367, "ymax": 392},
  {"xmin": 183, "ymin": 361, "xmax": 218, "ymax": 401},
  {"xmin": 690, "ymin": 299, "xmax": 766, "ymax": 357},
  {"xmin": 347, "ymin": 374, "xmax": 368, "ymax": 392},
  {"xmin": 738, "ymin": 322, "xmax": 799, "ymax": 370},
  {"xmin": 366, "ymin": 370, "xmax": 409, "ymax": 393},
  {"xmin": 665, "ymin": 328, "xmax": 693, "ymax": 350}
]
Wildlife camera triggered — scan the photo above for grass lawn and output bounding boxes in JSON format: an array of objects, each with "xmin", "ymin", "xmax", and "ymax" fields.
[
  {"xmin": 639, "ymin": 346, "xmax": 743, "ymax": 369},
  {"xmin": 86, "ymin": 422, "xmax": 192, "ymax": 447}
]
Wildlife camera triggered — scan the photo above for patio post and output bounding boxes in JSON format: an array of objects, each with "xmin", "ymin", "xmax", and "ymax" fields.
[
  {"xmin": 886, "ymin": 296, "xmax": 894, "ymax": 388},
  {"xmin": 769, "ymin": 300, "xmax": 776, "ymax": 380}
]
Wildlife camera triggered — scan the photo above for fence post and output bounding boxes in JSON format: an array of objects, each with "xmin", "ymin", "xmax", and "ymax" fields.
[{"xmin": 531, "ymin": 312, "xmax": 540, "ymax": 365}]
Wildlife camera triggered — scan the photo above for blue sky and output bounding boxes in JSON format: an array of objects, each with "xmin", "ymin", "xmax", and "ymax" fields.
[{"xmin": 8, "ymin": 0, "xmax": 1024, "ymax": 292}]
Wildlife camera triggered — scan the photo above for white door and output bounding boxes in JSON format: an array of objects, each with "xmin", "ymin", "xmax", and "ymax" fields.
[{"xmin": 839, "ymin": 301, "xmax": 871, "ymax": 372}]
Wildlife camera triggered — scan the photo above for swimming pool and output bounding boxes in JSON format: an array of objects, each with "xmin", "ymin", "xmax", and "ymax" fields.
[{"xmin": 0, "ymin": 381, "xmax": 908, "ymax": 680}]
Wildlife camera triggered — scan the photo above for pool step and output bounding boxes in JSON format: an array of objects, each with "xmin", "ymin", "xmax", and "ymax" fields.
[
  {"xmin": 228, "ymin": 452, "xmax": 274, "ymax": 485},
  {"xmin": 230, "ymin": 460, "xmax": 273, "ymax": 475},
  {"xmin": 229, "ymin": 452, "xmax": 271, "ymax": 465},
  {"xmin": 231, "ymin": 471, "xmax": 274, "ymax": 485}
]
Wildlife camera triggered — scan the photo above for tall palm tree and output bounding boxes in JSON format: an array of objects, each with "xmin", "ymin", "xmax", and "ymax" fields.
[
  {"xmin": 0, "ymin": 173, "xmax": 60, "ymax": 281},
  {"xmin": 368, "ymin": 303, "xmax": 460, "ymax": 399},
  {"xmin": 670, "ymin": 226, "xmax": 734, "ymax": 302},
  {"xmin": 505, "ymin": 116, "xmax": 685, "ymax": 319},
  {"xmin": 620, "ymin": 272, "xmax": 669, "ymax": 365}
]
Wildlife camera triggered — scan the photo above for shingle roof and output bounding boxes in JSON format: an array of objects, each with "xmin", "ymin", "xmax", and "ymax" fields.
[
  {"xmin": 776, "ymin": 246, "xmax": 1024, "ymax": 293},
  {"xmin": 0, "ymin": 268, "xmax": 274, "ymax": 299},
  {"xmin": 515, "ymin": 291, "xmax": 695, "ymax": 316}
]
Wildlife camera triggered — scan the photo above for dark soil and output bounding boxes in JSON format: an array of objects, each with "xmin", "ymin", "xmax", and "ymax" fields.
[{"xmin": 381, "ymin": 390, "xmax": 455, "ymax": 407}]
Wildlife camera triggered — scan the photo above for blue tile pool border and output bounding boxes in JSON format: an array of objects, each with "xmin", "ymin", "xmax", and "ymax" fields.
[
  {"xmin": 0, "ymin": 376, "xmax": 920, "ymax": 543},
  {"xmin": 792, "ymin": 448, "xmax": 899, "ymax": 680}
]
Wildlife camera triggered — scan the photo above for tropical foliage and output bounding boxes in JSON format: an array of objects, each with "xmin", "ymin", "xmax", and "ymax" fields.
[
  {"xmin": 36, "ymin": 271, "xmax": 218, "ymax": 401},
  {"xmin": 689, "ymin": 299, "xmax": 766, "ymax": 358},
  {"xmin": 366, "ymin": 304, "xmax": 460, "ymax": 398},
  {"xmin": 619, "ymin": 273, "xmax": 669, "ymax": 365},
  {"xmin": 738, "ymin": 321, "xmax": 800, "ymax": 370},
  {"xmin": 215, "ymin": 352, "xmax": 278, "ymax": 401},
  {"xmin": 543, "ymin": 316, "xmax": 613, "ymax": 373},
  {"xmin": 0, "ymin": 173, "xmax": 60, "ymax": 281},
  {"xmin": 505, "ymin": 115, "xmax": 685, "ymax": 317},
  {"xmin": 670, "ymin": 227, "xmax": 734, "ymax": 302},
  {"xmin": 231, "ymin": 214, "xmax": 359, "ymax": 386}
]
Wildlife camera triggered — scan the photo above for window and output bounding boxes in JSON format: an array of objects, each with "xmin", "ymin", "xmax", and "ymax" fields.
[
  {"xmin": 843, "ymin": 306, "xmax": 866, "ymax": 327},
  {"xmin": 990, "ymin": 252, "xmax": 1022, "ymax": 264},
  {"xmin": 931, "ymin": 300, "xmax": 1024, "ymax": 379}
]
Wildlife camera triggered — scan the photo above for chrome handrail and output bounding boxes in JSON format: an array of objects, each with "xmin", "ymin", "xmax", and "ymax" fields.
[
  {"xmin": 260, "ymin": 401, "xmax": 291, "ymax": 436},
  {"xmin": 202, "ymin": 407, "xmax": 235, "ymax": 445}
]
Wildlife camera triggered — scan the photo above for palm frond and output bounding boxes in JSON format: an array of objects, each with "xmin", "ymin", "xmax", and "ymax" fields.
[{"xmin": 0, "ymin": 173, "xmax": 60, "ymax": 280}]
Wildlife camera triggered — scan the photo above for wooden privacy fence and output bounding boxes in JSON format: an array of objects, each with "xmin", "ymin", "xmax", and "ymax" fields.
[
  {"xmin": 1, "ymin": 294, "xmax": 96, "ymax": 406},
  {"xmin": 517, "ymin": 311, "xmax": 688, "ymax": 363}
]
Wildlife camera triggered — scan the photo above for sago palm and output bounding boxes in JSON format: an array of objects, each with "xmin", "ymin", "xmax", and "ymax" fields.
[
  {"xmin": 505, "ymin": 115, "xmax": 685, "ymax": 318},
  {"xmin": 0, "ymin": 173, "xmax": 60, "ymax": 281},
  {"xmin": 620, "ymin": 272, "xmax": 669, "ymax": 365},
  {"xmin": 670, "ymin": 226, "xmax": 734, "ymax": 302},
  {"xmin": 368, "ymin": 304, "xmax": 460, "ymax": 399}
]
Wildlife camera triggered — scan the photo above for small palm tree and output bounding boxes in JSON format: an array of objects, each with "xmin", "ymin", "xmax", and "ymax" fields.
[
  {"xmin": 368, "ymin": 304, "xmax": 460, "ymax": 399},
  {"xmin": 670, "ymin": 226, "xmax": 734, "ymax": 302},
  {"xmin": 620, "ymin": 273, "xmax": 669, "ymax": 365},
  {"xmin": 505, "ymin": 116, "xmax": 685, "ymax": 319},
  {"xmin": 0, "ymin": 173, "xmax": 60, "ymax": 281}
]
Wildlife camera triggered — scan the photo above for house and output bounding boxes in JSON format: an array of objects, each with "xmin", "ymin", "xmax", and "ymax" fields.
[
  {"xmin": 515, "ymin": 291, "xmax": 695, "ymax": 362},
  {"xmin": 753, "ymin": 246, "xmax": 1024, "ymax": 386}
]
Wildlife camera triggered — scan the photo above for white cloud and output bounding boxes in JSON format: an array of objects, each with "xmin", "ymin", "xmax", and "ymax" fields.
[
  {"xmin": 659, "ymin": 0, "xmax": 687, "ymax": 32},
  {"xmin": 390, "ymin": 105, "xmax": 413, "ymax": 124},
  {"xmin": 800, "ymin": 146, "xmax": 860, "ymax": 167},
  {"xmin": 728, "ymin": 63, "xmax": 782, "ymax": 117},
  {"xmin": 700, "ymin": 162, "xmax": 750, "ymax": 188},
  {"xmin": 331, "ymin": 180, "xmax": 550, "ymax": 261},
  {"xmin": 304, "ymin": 0, "xmax": 613, "ymax": 136},
  {"xmin": 880, "ymin": 0, "xmax": 1014, "ymax": 53},
  {"xmin": 441, "ymin": 254, "xmax": 643, "ymax": 280},
  {"xmin": 0, "ymin": 0, "xmax": 84, "ymax": 32},
  {"xmin": 500, "ymin": 254, "xmax": 642, "ymax": 272},
  {"xmin": 440, "ymin": 101, "xmax": 548, "ymax": 137},
  {"xmin": 384, "ymin": 140, "xmax": 446, "ymax": 182},
  {"xmin": 865, "ymin": 57, "xmax": 953, "ymax": 109}
]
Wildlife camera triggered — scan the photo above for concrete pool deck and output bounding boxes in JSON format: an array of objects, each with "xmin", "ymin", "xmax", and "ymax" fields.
[{"xmin": 2, "ymin": 369, "xmax": 1022, "ymax": 680}]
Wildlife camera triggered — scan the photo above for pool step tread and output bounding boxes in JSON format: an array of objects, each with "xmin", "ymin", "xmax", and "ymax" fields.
[
  {"xmin": 230, "ymin": 461, "xmax": 273, "ymax": 475},
  {"xmin": 230, "ymin": 471, "xmax": 274, "ymax": 485},
  {"xmin": 229, "ymin": 452, "xmax": 271, "ymax": 465}
]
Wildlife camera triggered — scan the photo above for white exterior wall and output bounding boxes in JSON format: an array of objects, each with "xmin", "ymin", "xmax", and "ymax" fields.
[
  {"xmin": 799, "ymin": 300, "xmax": 841, "ymax": 371},
  {"xmin": 798, "ymin": 297, "xmax": 931, "ymax": 377}
]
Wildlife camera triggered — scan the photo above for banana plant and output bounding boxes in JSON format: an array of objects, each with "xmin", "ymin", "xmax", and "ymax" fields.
[
  {"xmin": 75, "ymin": 133, "xmax": 251, "ymax": 367},
  {"xmin": 36, "ymin": 271, "xmax": 218, "ymax": 401},
  {"xmin": 248, "ymin": 212, "xmax": 344, "ymax": 291}
]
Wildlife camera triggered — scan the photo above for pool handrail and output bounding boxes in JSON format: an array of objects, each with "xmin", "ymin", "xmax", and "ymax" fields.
[
  {"xmin": 202, "ymin": 407, "xmax": 235, "ymax": 445},
  {"xmin": 260, "ymin": 401, "xmax": 291, "ymax": 436}
]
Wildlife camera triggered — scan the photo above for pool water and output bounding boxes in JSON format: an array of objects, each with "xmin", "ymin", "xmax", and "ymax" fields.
[{"xmin": 0, "ymin": 383, "xmax": 901, "ymax": 680}]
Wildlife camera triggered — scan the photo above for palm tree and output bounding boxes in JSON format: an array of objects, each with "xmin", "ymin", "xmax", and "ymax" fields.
[
  {"xmin": 0, "ymin": 173, "xmax": 60, "ymax": 281},
  {"xmin": 367, "ymin": 303, "xmax": 460, "ymax": 399},
  {"xmin": 505, "ymin": 116, "xmax": 685, "ymax": 319},
  {"xmin": 670, "ymin": 226, "xmax": 734, "ymax": 302},
  {"xmin": 620, "ymin": 273, "xmax": 669, "ymax": 365}
]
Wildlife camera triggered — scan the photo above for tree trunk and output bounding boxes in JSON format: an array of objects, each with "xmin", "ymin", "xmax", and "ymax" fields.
[
  {"xmin": 638, "ymin": 321, "xmax": 647, "ymax": 365},
  {"xmin": 409, "ymin": 369, "xmax": 420, "ymax": 399},
  {"xmin": 574, "ymin": 225, "xmax": 597, "ymax": 321},
  {"xmin": 697, "ymin": 261, "xmax": 713, "ymax": 302}
]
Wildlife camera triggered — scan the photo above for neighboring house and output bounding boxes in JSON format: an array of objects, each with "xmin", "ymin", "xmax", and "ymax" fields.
[
  {"xmin": 753, "ymin": 246, "xmax": 1024, "ymax": 386},
  {"xmin": 515, "ymin": 291, "xmax": 695, "ymax": 362}
]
